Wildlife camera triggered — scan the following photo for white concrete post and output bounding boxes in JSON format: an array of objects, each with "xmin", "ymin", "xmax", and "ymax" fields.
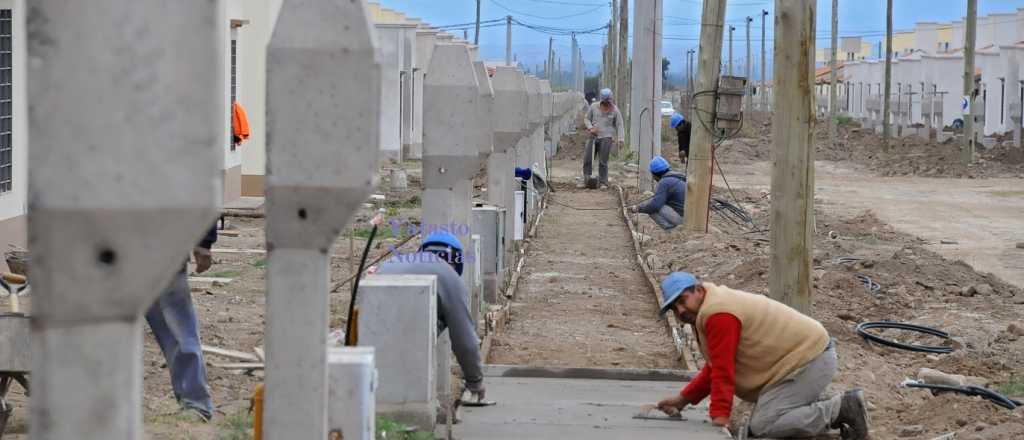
[
  {"xmin": 525, "ymin": 76, "xmax": 544, "ymax": 183},
  {"xmin": 489, "ymin": 67, "xmax": 529, "ymax": 282},
  {"xmin": 327, "ymin": 347, "xmax": 376, "ymax": 440},
  {"xmin": 358, "ymin": 275, "xmax": 438, "ymax": 429},
  {"xmin": 264, "ymin": 1, "xmax": 380, "ymax": 437},
  {"xmin": 422, "ymin": 42, "xmax": 482, "ymax": 421},
  {"xmin": 28, "ymin": 1, "xmax": 224, "ymax": 438},
  {"xmin": 401, "ymin": 24, "xmax": 419, "ymax": 161},
  {"xmin": 540, "ymin": 80, "xmax": 554, "ymax": 167},
  {"xmin": 630, "ymin": 0, "xmax": 664, "ymax": 190}
]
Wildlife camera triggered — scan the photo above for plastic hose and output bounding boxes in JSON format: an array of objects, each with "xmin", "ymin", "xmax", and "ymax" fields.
[
  {"xmin": 855, "ymin": 321, "xmax": 954, "ymax": 354},
  {"xmin": 903, "ymin": 380, "xmax": 1023, "ymax": 410}
]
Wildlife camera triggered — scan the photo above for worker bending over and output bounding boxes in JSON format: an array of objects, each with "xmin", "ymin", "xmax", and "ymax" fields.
[
  {"xmin": 628, "ymin": 156, "xmax": 686, "ymax": 230},
  {"xmin": 654, "ymin": 272, "xmax": 870, "ymax": 440},
  {"xmin": 376, "ymin": 231, "xmax": 486, "ymax": 401},
  {"xmin": 582, "ymin": 88, "xmax": 624, "ymax": 190},
  {"xmin": 670, "ymin": 113, "xmax": 692, "ymax": 165}
]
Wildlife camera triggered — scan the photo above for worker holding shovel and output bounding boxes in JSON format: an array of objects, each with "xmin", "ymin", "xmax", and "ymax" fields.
[
  {"xmin": 580, "ymin": 88, "xmax": 624, "ymax": 190},
  {"xmin": 653, "ymin": 272, "xmax": 870, "ymax": 440}
]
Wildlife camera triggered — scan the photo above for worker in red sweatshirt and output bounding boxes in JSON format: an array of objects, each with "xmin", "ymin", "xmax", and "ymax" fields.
[{"xmin": 653, "ymin": 272, "xmax": 870, "ymax": 440}]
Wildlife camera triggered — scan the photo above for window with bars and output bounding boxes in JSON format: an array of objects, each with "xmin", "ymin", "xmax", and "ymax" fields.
[
  {"xmin": 0, "ymin": 9, "xmax": 12, "ymax": 193},
  {"xmin": 229, "ymin": 38, "xmax": 237, "ymax": 151}
]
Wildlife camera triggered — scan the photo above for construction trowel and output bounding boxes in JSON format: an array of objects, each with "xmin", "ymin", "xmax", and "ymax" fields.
[{"xmin": 632, "ymin": 404, "xmax": 687, "ymax": 422}]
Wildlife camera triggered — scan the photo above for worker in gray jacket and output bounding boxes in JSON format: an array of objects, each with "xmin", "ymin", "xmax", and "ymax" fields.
[
  {"xmin": 629, "ymin": 156, "xmax": 686, "ymax": 230},
  {"xmin": 582, "ymin": 88, "xmax": 625, "ymax": 189},
  {"xmin": 376, "ymin": 231, "xmax": 485, "ymax": 401}
]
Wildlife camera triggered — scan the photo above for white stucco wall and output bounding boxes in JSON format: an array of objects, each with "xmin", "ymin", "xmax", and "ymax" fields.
[{"xmin": 0, "ymin": 0, "xmax": 25, "ymax": 223}]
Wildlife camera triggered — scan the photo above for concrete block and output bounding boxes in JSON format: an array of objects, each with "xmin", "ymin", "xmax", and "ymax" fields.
[
  {"xmin": 435, "ymin": 332, "xmax": 452, "ymax": 425},
  {"xmin": 980, "ymin": 137, "xmax": 997, "ymax": 149},
  {"xmin": 328, "ymin": 347, "xmax": 376, "ymax": 440},
  {"xmin": 473, "ymin": 205, "xmax": 506, "ymax": 304},
  {"xmin": 358, "ymin": 275, "xmax": 438, "ymax": 430},
  {"xmin": 27, "ymin": 1, "xmax": 224, "ymax": 437},
  {"xmin": 514, "ymin": 191, "xmax": 526, "ymax": 241},
  {"xmin": 936, "ymin": 131, "xmax": 954, "ymax": 143},
  {"xmin": 874, "ymin": 124, "xmax": 884, "ymax": 135},
  {"xmin": 470, "ymin": 234, "xmax": 483, "ymax": 325}
]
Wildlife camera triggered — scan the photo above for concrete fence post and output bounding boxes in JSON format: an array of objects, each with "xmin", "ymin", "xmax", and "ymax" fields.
[
  {"xmin": 264, "ymin": 0, "xmax": 381, "ymax": 437},
  {"xmin": 327, "ymin": 347, "xmax": 377, "ymax": 440},
  {"xmin": 489, "ymin": 67, "xmax": 529, "ymax": 276},
  {"xmin": 27, "ymin": 1, "xmax": 225, "ymax": 438}
]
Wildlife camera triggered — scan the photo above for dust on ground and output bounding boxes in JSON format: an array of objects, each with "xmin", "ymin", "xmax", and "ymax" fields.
[
  {"xmin": 711, "ymin": 112, "xmax": 1024, "ymax": 178},
  {"xmin": 623, "ymin": 181, "xmax": 1024, "ymax": 440},
  {"xmin": 487, "ymin": 180, "xmax": 678, "ymax": 369}
]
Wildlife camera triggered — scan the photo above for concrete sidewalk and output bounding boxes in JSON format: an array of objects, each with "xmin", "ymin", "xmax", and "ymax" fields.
[{"xmin": 452, "ymin": 376, "xmax": 728, "ymax": 439}]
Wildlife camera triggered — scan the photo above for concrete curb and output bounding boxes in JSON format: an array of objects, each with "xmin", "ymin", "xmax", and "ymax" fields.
[{"xmin": 482, "ymin": 364, "xmax": 697, "ymax": 382}]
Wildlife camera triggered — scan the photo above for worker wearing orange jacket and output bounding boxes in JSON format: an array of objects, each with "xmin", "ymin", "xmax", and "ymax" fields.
[{"xmin": 653, "ymin": 272, "xmax": 870, "ymax": 440}]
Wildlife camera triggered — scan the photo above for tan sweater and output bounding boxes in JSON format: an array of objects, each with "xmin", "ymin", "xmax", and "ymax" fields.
[{"xmin": 694, "ymin": 283, "xmax": 829, "ymax": 402}]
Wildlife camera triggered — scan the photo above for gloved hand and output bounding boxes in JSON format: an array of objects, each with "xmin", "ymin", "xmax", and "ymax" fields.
[
  {"xmin": 465, "ymin": 380, "xmax": 486, "ymax": 402},
  {"xmin": 656, "ymin": 394, "xmax": 688, "ymax": 417},
  {"xmin": 193, "ymin": 247, "xmax": 213, "ymax": 274}
]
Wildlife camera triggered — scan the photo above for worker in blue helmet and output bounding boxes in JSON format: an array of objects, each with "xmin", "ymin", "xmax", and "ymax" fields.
[
  {"xmin": 627, "ymin": 156, "xmax": 686, "ymax": 230},
  {"xmin": 652, "ymin": 272, "xmax": 869, "ymax": 440},
  {"xmin": 581, "ymin": 88, "xmax": 624, "ymax": 190},
  {"xmin": 376, "ymin": 230, "xmax": 485, "ymax": 402},
  {"xmin": 670, "ymin": 113, "xmax": 692, "ymax": 165}
]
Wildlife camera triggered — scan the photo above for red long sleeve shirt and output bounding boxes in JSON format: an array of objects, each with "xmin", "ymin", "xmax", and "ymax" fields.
[{"xmin": 680, "ymin": 313, "xmax": 741, "ymax": 420}]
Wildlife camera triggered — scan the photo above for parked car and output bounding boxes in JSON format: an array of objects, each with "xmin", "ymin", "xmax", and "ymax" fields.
[{"xmin": 660, "ymin": 100, "xmax": 676, "ymax": 117}]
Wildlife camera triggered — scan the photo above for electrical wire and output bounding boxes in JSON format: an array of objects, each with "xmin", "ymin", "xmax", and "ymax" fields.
[
  {"xmin": 855, "ymin": 274, "xmax": 881, "ymax": 293},
  {"xmin": 902, "ymin": 381, "xmax": 1023, "ymax": 410},
  {"xmin": 855, "ymin": 321, "xmax": 954, "ymax": 354},
  {"xmin": 489, "ymin": 0, "xmax": 607, "ymax": 21}
]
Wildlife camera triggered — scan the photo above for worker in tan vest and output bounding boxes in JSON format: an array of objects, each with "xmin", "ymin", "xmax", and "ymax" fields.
[{"xmin": 653, "ymin": 272, "xmax": 870, "ymax": 440}]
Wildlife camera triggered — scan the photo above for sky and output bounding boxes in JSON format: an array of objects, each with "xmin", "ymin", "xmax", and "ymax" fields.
[{"xmin": 381, "ymin": 0, "xmax": 1024, "ymax": 82}]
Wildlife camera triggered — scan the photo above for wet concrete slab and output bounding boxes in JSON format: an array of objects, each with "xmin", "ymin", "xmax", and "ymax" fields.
[{"xmin": 452, "ymin": 377, "xmax": 728, "ymax": 439}]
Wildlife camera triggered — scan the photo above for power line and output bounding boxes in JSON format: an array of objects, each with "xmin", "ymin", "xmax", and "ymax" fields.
[{"xmin": 489, "ymin": 0, "xmax": 608, "ymax": 20}]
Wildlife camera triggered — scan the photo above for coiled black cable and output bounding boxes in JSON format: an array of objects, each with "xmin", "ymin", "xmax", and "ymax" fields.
[
  {"xmin": 855, "ymin": 321, "xmax": 954, "ymax": 354},
  {"xmin": 855, "ymin": 274, "xmax": 881, "ymax": 293}
]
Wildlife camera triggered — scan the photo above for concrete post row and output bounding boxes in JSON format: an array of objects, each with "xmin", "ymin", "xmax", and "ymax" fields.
[
  {"xmin": 28, "ymin": 1, "xmax": 225, "ymax": 437},
  {"xmin": 410, "ymin": 26, "xmax": 440, "ymax": 160},
  {"xmin": 264, "ymin": 0, "xmax": 381, "ymax": 437}
]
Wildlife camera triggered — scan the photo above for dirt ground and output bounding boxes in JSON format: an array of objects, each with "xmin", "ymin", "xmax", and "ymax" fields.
[
  {"xmin": 618, "ymin": 123, "xmax": 1024, "ymax": 439},
  {"xmin": 487, "ymin": 180, "xmax": 678, "ymax": 369},
  {"xmin": 713, "ymin": 112, "xmax": 1024, "ymax": 179}
]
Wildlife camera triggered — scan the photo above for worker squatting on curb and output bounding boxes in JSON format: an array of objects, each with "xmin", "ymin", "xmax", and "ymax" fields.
[
  {"xmin": 375, "ymin": 231, "xmax": 486, "ymax": 402},
  {"xmin": 628, "ymin": 156, "xmax": 686, "ymax": 231},
  {"xmin": 581, "ymin": 88, "xmax": 625, "ymax": 190},
  {"xmin": 654, "ymin": 272, "xmax": 871, "ymax": 440}
]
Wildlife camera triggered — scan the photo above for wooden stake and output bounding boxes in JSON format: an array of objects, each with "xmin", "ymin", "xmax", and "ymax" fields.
[
  {"xmin": 962, "ymin": 0, "xmax": 977, "ymax": 165},
  {"xmin": 882, "ymin": 0, "xmax": 893, "ymax": 152},
  {"xmin": 829, "ymin": 0, "xmax": 839, "ymax": 149},
  {"xmin": 769, "ymin": 0, "xmax": 816, "ymax": 313}
]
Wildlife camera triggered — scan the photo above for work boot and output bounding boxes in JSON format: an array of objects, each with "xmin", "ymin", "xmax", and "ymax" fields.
[{"xmin": 831, "ymin": 388, "xmax": 869, "ymax": 440}]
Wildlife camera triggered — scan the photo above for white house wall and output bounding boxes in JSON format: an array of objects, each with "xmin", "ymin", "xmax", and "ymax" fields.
[
  {"xmin": 239, "ymin": 0, "xmax": 284, "ymax": 197},
  {"xmin": 0, "ymin": 0, "xmax": 26, "ymax": 255}
]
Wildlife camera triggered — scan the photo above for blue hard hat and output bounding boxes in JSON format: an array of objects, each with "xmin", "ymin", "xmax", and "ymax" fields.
[
  {"xmin": 600, "ymin": 88, "xmax": 612, "ymax": 99},
  {"xmin": 649, "ymin": 156, "xmax": 670, "ymax": 175},
  {"xmin": 659, "ymin": 272, "xmax": 698, "ymax": 316},
  {"xmin": 421, "ymin": 231, "xmax": 464, "ymax": 253},
  {"xmin": 670, "ymin": 113, "xmax": 685, "ymax": 129},
  {"xmin": 421, "ymin": 231, "xmax": 465, "ymax": 275}
]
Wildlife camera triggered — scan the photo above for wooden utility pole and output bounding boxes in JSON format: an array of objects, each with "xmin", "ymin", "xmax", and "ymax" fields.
[
  {"xmin": 770, "ymin": 0, "xmax": 817, "ymax": 313},
  {"xmin": 548, "ymin": 37, "xmax": 554, "ymax": 80},
  {"xmin": 829, "ymin": 0, "xmax": 838, "ymax": 149},
  {"xmin": 609, "ymin": 0, "xmax": 619, "ymax": 95},
  {"xmin": 728, "ymin": 25, "xmax": 735, "ymax": 75},
  {"xmin": 682, "ymin": 0, "xmax": 727, "ymax": 232},
  {"xmin": 962, "ymin": 0, "xmax": 977, "ymax": 165},
  {"xmin": 882, "ymin": 0, "xmax": 893, "ymax": 152},
  {"xmin": 761, "ymin": 10, "xmax": 768, "ymax": 110},
  {"xmin": 474, "ymin": 0, "xmax": 481, "ymax": 44},
  {"xmin": 746, "ymin": 16, "xmax": 753, "ymax": 117},
  {"xmin": 617, "ymin": 0, "xmax": 630, "ymax": 129},
  {"xmin": 505, "ymin": 15, "xmax": 513, "ymax": 66}
]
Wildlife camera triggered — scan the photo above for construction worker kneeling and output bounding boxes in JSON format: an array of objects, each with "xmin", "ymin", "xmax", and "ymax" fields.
[
  {"xmin": 375, "ymin": 231, "xmax": 486, "ymax": 402},
  {"xmin": 654, "ymin": 272, "xmax": 870, "ymax": 440},
  {"xmin": 628, "ymin": 156, "xmax": 686, "ymax": 230}
]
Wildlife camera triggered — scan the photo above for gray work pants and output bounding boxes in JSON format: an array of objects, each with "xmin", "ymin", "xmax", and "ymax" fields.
[
  {"xmin": 583, "ymin": 137, "xmax": 613, "ymax": 185},
  {"xmin": 649, "ymin": 205, "xmax": 683, "ymax": 230},
  {"xmin": 748, "ymin": 342, "xmax": 841, "ymax": 438}
]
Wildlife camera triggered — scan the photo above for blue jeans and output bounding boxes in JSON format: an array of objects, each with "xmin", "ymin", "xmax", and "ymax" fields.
[
  {"xmin": 146, "ymin": 270, "xmax": 213, "ymax": 418},
  {"xmin": 650, "ymin": 205, "xmax": 684, "ymax": 230}
]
